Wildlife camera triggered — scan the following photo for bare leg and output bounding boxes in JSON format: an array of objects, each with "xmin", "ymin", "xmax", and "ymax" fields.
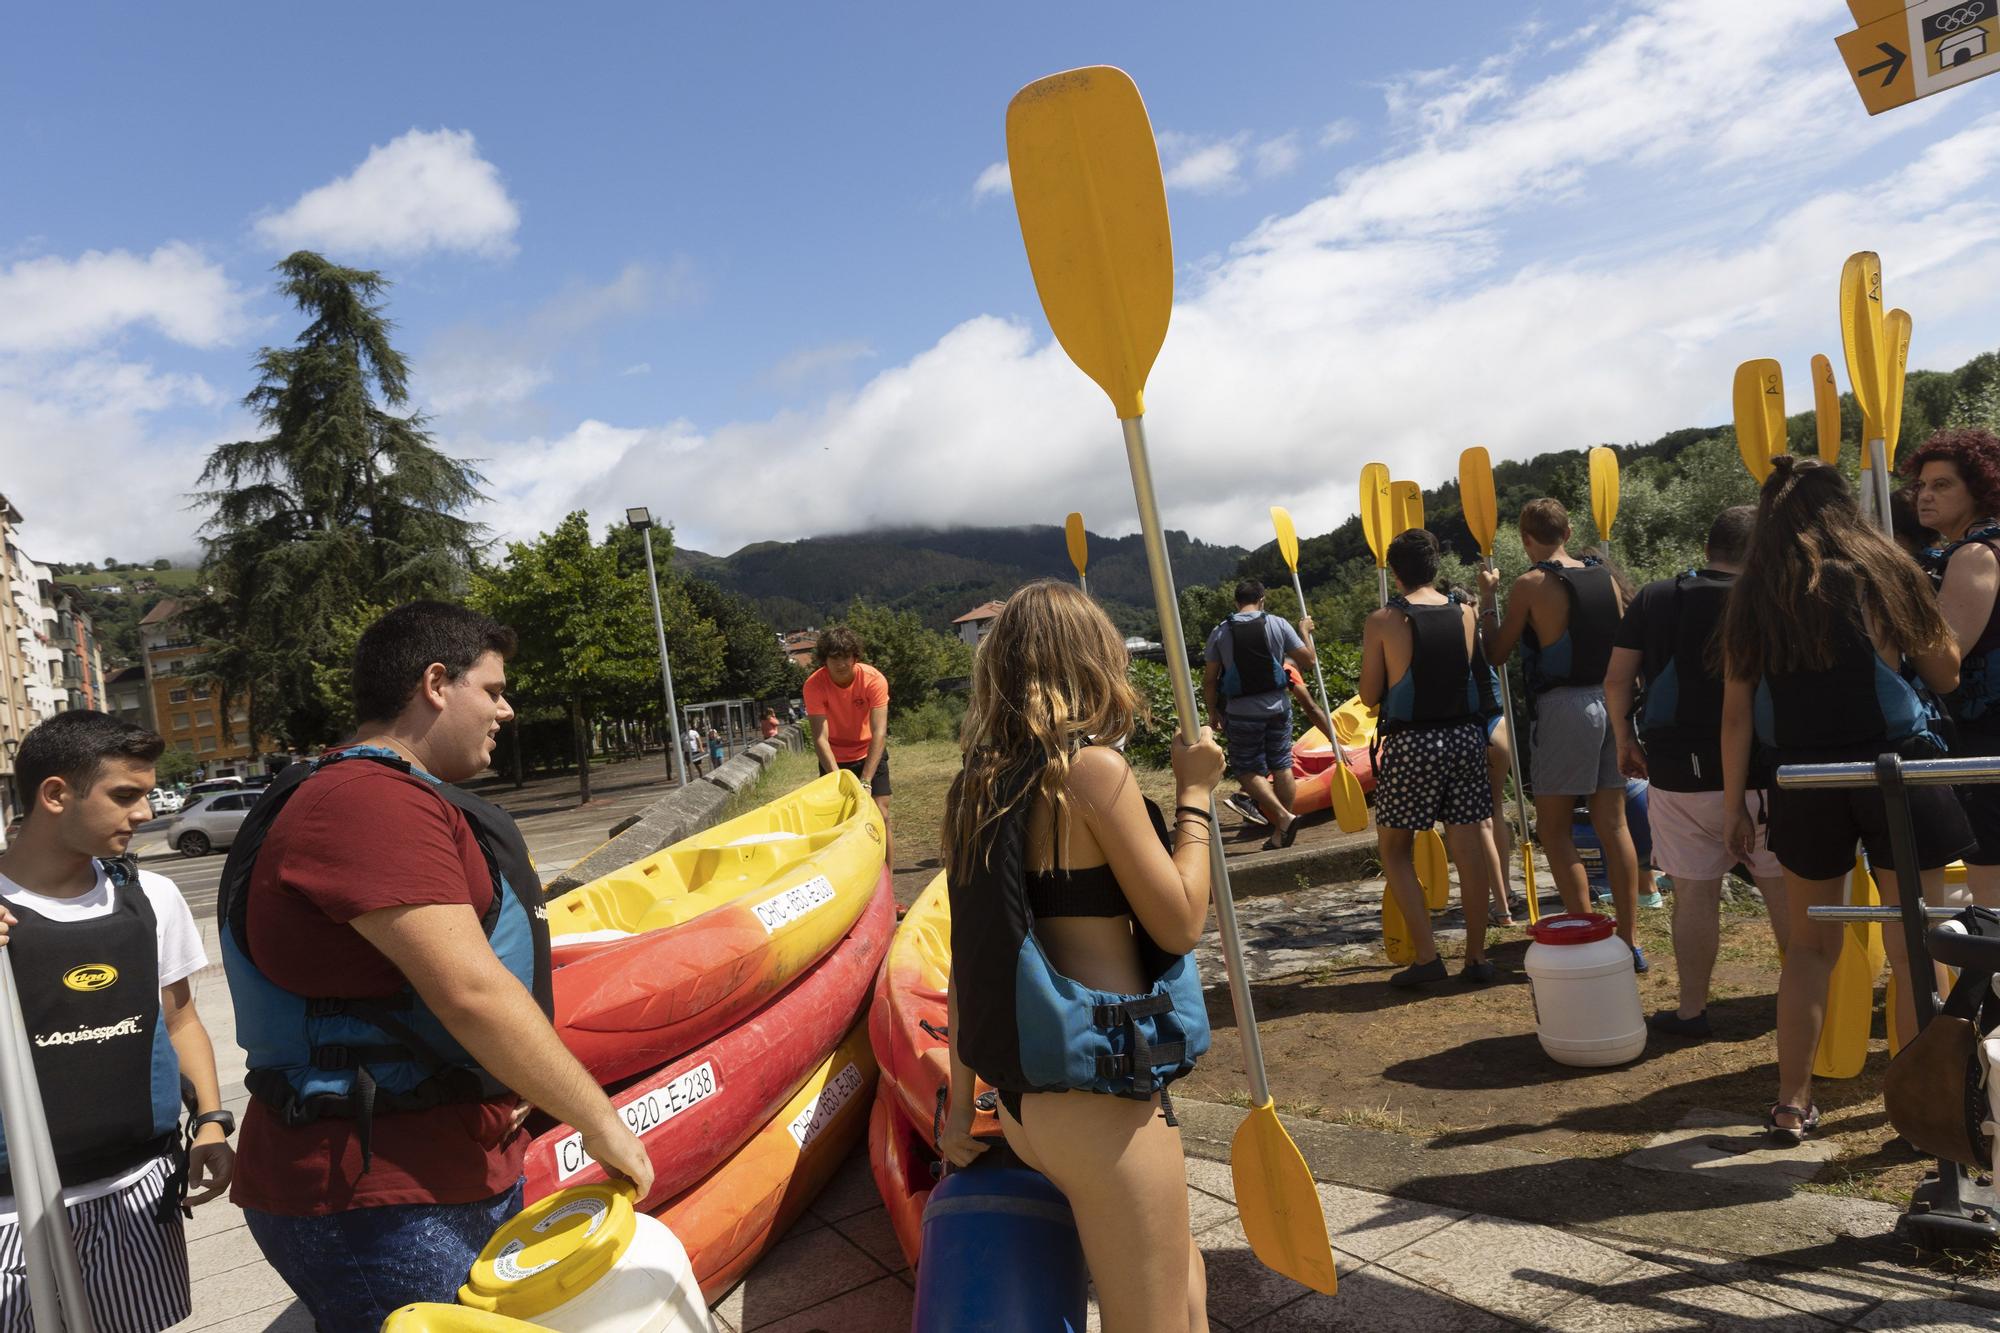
[
  {"xmin": 1000, "ymin": 1091, "xmax": 1207, "ymax": 1333},
  {"xmin": 1587, "ymin": 785, "xmax": 1640, "ymax": 948},
  {"xmin": 1965, "ymin": 862, "xmax": 2000, "ymax": 910},
  {"xmin": 1377, "ymin": 826, "xmax": 1434, "ymax": 963},
  {"xmin": 1534, "ymin": 793, "xmax": 1590, "ymax": 916},
  {"xmin": 1486, "ymin": 733, "xmax": 1515, "ymax": 916},
  {"xmin": 1272, "ymin": 768, "xmax": 1297, "ymax": 817},
  {"xmin": 1872, "ymin": 864, "xmax": 1952, "ymax": 1052},
  {"xmin": 1755, "ymin": 874, "xmax": 1790, "ymax": 956},
  {"xmin": 1774, "ymin": 871, "xmax": 1847, "ymax": 1130},
  {"xmin": 1237, "ymin": 772, "xmax": 1292, "ymax": 835},
  {"xmin": 1444, "ymin": 821, "xmax": 1495, "ymax": 963},
  {"xmin": 1667, "ymin": 875, "xmax": 1723, "ymax": 1019}
]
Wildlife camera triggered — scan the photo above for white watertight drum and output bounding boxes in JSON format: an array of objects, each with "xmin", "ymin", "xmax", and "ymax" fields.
[
  {"xmin": 1524, "ymin": 913, "xmax": 1645, "ymax": 1067},
  {"xmin": 452, "ymin": 1184, "xmax": 714, "ymax": 1333}
]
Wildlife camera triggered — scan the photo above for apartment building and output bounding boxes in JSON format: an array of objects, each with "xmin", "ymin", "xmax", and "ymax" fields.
[
  {"xmin": 52, "ymin": 584, "xmax": 106, "ymax": 711},
  {"xmin": 106, "ymin": 664, "xmax": 153, "ymax": 730},
  {"xmin": 139, "ymin": 598, "xmax": 262, "ymax": 779}
]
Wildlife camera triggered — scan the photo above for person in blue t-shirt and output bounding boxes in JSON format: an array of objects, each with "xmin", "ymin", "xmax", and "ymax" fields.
[{"xmin": 1202, "ymin": 580, "xmax": 1317, "ymax": 850}]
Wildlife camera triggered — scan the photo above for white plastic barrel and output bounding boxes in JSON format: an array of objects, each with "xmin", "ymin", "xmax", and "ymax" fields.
[
  {"xmin": 453, "ymin": 1184, "xmax": 714, "ymax": 1333},
  {"xmin": 1523, "ymin": 913, "xmax": 1645, "ymax": 1067}
]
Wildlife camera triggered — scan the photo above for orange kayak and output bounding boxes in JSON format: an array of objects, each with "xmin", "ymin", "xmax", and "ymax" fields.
[
  {"xmin": 654, "ymin": 1018, "xmax": 877, "ymax": 1301},
  {"xmin": 869, "ymin": 1083, "xmax": 934, "ymax": 1269},
  {"xmin": 868, "ymin": 873, "xmax": 1000, "ymax": 1141},
  {"xmin": 1289, "ymin": 743, "xmax": 1376, "ymax": 814},
  {"xmin": 525, "ymin": 880, "xmax": 892, "ymax": 1213}
]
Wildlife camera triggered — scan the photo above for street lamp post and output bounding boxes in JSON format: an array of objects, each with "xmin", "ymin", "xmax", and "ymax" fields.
[{"xmin": 627, "ymin": 508, "xmax": 688, "ymax": 787}]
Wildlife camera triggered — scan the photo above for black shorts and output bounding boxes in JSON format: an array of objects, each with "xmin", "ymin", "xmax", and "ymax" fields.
[
  {"xmin": 837, "ymin": 751, "xmax": 891, "ymax": 797},
  {"xmin": 1767, "ymin": 781, "xmax": 1975, "ymax": 881}
]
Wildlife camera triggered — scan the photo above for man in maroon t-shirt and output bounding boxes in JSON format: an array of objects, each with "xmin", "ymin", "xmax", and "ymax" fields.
[{"xmin": 230, "ymin": 602, "xmax": 650, "ymax": 1331}]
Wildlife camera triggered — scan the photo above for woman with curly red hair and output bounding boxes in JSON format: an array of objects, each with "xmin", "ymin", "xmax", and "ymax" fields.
[{"xmin": 1906, "ymin": 427, "xmax": 2000, "ymax": 905}]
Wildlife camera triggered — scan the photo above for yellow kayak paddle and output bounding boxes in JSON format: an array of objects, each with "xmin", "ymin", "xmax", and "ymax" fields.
[
  {"xmin": 1812, "ymin": 352, "xmax": 1842, "ymax": 466},
  {"xmin": 1272, "ymin": 507, "xmax": 1366, "ymax": 834},
  {"xmin": 1007, "ymin": 64, "xmax": 1337, "ymax": 1296},
  {"xmin": 1065, "ymin": 511, "xmax": 1089, "ymax": 595},
  {"xmin": 1732, "ymin": 359, "xmax": 1786, "ymax": 483}
]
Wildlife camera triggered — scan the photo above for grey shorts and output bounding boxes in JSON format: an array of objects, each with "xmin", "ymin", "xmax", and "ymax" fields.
[{"xmin": 1530, "ymin": 685, "xmax": 1622, "ymax": 797}]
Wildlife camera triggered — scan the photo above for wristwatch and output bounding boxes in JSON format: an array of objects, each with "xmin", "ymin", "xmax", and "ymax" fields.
[{"xmin": 189, "ymin": 1109, "xmax": 236, "ymax": 1139}]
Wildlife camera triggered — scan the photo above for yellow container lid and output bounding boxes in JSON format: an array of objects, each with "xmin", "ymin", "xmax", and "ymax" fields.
[
  {"xmin": 459, "ymin": 1184, "xmax": 637, "ymax": 1321},
  {"xmin": 382, "ymin": 1303, "xmax": 552, "ymax": 1332}
]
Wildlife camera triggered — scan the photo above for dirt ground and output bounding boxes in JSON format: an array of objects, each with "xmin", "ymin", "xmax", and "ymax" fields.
[{"xmin": 1180, "ymin": 893, "xmax": 1930, "ymax": 1207}]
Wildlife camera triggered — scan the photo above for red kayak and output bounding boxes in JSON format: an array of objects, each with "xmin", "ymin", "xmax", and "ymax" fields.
[
  {"xmin": 1289, "ymin": 743, "xmax": 1376, "ymax": 815},
  {"xmin": 525, "ymin": 881, "xmax": 892, "ymax": 1213},
  {"xmin": 869, "ymin": 1082, "xmax": 935, "ymax": 1269},
  {"xmin": 555, "ymin": 863, "xmax": 891, "ymax": 1084},
  {"xmin": 869, "ymin": 873, "xmax": 1000, "ymax": 1142}
]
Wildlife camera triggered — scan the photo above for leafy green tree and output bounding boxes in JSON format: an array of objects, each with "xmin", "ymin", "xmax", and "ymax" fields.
[
  {"xmin": 153, "ymin": 749, "xmax": 198, "ymax": 786},
  {"xmin": 474, "ymin": 512, "xmax": 681, "ymax": 804},
  {"xmin": 190, "ymin": 252, "xmax": 486, "ymax": 749},
  {"xmin": 835, "ymin": 600, "xmax": 972, "ymax": 715}
]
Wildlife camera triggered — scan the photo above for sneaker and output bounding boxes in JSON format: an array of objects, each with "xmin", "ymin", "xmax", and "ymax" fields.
[
  {"xmin": 1630, "ymin": 945, "xmax": 1650, "ymax": 974},
  {"xmin": 1655, "ymin": 875, "xmax": 1675, "ymax": 894},
  {"xmin": 1389, "ymin": 958, "xmax": 1448, "ymax": 988},
  {"xmin": 1460, "ymin": 959, "xmax": 1498, "ymax": 984},
  {"xmin": 1646, "ymin": 1007, "xmax": 1711, "ymax": 1039},
  {"xmin": 1226, "ymin": 792, "xmax": 1269, "ymax": 827},
  {"xmin": 1638, "ymin": 888, "xmax": 1665, "ymax": 909}
]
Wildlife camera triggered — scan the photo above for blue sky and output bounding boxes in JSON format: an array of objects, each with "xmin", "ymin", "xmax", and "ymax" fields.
[{"xmin": 6, "ymin": 1, "xmax": 2000, "ymax": 564}]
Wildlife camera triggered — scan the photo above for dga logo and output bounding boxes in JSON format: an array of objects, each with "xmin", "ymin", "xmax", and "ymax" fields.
[{"xmin": 62, "ymin": 964, "xmax": 117, "ymax": 993}]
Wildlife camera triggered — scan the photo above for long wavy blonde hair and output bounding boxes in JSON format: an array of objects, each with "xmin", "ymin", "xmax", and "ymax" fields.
[{"xmin": 943, "ymin": 580, "xmax": 1143, "ymax": 882}]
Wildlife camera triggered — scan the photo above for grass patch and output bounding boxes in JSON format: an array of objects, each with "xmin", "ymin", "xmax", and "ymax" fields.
[
  {"xmin": 60, "ymin": 567, "xmax": 202, "ymax": 589},
  {"xmin": 718, "ymin": 745, "xmax": 822, "ymax": 823}
]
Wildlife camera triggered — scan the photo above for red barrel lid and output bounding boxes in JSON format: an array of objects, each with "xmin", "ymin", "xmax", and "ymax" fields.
[{"xmin": 1526, "ymin": 912, "xmax": 1616, "ymax": 946}]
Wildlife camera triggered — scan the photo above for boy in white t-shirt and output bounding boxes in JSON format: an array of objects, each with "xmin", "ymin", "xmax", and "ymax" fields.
[{"xmin": 0, "ymin": 711, "xmax": 234, "ymax": 1332}]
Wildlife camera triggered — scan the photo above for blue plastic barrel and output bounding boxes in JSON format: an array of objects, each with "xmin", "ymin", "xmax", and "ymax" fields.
[
  {"xmin": 910, "ymin": 1150, "xmax": 1088, "ymax": 1332},
  {"xmin": 1569, "ymin": 780, "xmax": 1651, "ymax": 900}
]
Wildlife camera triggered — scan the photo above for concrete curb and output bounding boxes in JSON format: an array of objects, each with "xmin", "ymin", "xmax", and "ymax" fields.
[{"xmin": 1224, "ymin": 827, "xmax": 1379, "ymax": 897}]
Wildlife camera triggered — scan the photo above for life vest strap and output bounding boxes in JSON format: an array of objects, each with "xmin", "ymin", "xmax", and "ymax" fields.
[{"xmin": 1091, "ymin": 993, "xmax": 1185, "ymax": 1126}]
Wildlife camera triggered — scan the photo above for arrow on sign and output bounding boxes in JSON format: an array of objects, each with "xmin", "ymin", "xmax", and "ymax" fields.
[{"xmin": 1859, "ymin": 41, "xmax": 1908, "ymax": 85}]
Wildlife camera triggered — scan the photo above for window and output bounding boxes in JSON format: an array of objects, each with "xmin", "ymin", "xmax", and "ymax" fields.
[
  {"xmin": 168, "ymin": 688, "xmax": 188, "ymax": 704},
  {"xmin": 198, "ymin": 737, "xmax": 217, "ymax": 753},
  {"xmin": 171, "ymin": 713, "xmax": 190, "ymax": 731},
  {"xmin": 208, "ymin": 794, "xmax": 242, "ymax": 812},
  {"xmin": 169, "ymin": 659, "xmax": 184, "ymax": 673},
  {"xmin": 194, "ymin": 710, "xmax": 213, "ymax": 727},
  {"xmin": 175, "ymin": 741, "xmax": 194, "ymax": 754},
  {"xmin": 192, "ymin": 686, "xmax": 210, "ymax": 700}
]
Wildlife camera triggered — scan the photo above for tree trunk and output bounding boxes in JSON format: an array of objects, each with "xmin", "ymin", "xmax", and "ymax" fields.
[{"xmin": 572, "ymin": 696, "xmax": 592, "ymax": 805}]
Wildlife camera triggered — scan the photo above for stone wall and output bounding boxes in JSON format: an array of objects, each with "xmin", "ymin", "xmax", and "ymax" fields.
[{"xmin": 544, "ymin": 723, "xmax": 808, "ymax": 896}]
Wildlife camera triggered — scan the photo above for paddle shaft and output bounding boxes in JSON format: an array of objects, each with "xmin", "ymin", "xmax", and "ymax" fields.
[
  {"xmin": 1484, "ymin": 555, "xmax": 1539, "ymax": 914},
  {"xmin": 1284, "ymin": 570, "xmax": 1333, "ymax": 722},
  {"xmin": 1869, "ymin": 437, "xmax": 1893, "ymax": 536},
  {"xmin": 1079, "ymin": 571, "xmax": 1088, "ymax": 595},
  {"xmin": 1376, "ymin": 567, "xmax": 1388, "ymax": 608},
  {"xmin": 1122, "ymin": 417, "xmax": 1272, "ymax": 1106}
]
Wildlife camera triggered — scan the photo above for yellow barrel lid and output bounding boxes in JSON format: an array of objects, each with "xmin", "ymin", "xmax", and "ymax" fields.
[
  {"xmin": 459, "ymin": 1184, "xmax": 637, "ymax": 1320},
  {"xmin": 382, "ymin": 1303, "xmax": 553, "ymax": 1331}
]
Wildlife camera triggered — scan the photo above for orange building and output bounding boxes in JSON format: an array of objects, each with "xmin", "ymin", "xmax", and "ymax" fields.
[{"xmin": 139, "ymin": 598, "xmax": 266, "ymax": 778}]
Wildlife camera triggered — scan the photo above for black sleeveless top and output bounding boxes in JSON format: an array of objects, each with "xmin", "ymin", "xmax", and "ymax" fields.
[{"xmin": 1024, "ymin": 792, "xmax": 1174, "ymax": 919}]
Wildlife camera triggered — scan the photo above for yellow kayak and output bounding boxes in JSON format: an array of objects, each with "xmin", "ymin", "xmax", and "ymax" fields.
[
  {"xmin": 1330, "ymin": 695, "xmax": 1379, "ymax": 750},
  {"xmin": 551, "ymin": 770, "xmax": 887, "ymax": 1083}
]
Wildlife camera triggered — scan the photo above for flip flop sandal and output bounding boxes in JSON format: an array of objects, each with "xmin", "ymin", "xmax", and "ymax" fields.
[{"xmin": 1764, "ymin": 1102, "xmax": 1821, "ymax": 1145}]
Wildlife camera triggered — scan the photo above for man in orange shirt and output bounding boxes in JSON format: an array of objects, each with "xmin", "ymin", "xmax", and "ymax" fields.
[{"xmin": 804, "ymin": 626, "xmax": 892, "ymax": 861}]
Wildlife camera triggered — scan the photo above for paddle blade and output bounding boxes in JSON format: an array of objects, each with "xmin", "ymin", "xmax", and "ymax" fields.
[
  {"xmin": 1007, "ymin": 68, "xmax": 1172, "ymax": 419},
  {"xmin": 1839, "ymin": 251, "xmax": 1887, "ymax": 446},
  {"xmin": 1232, "ymin": 1103, "xmax": 1338, "ymax": 1296},
  {"xmin": 1812, "ymin": 353, "xmax": 1842, "ymax": 466},
  {"xmin": 1732, "ymin": 359, "xmax": 1785, "ymax": 482},
  {"xmin": 1360, "ymin": 463, "xmax": 1393, "ymax": 567},
  {"xmin": 1884, "ymin": 308, "xmax": 1913, "ymax": 461},
  {"xmin": 1382, "ymin": 886, "xmax": 1416, "ymax": 965},
  {"xmin": 1271, "ymin": 506, "xmax": 1300, "ymax": 572},
  {"xmin": 1416, "ymin": 827, "xmax": 1449, "ymax": 910},
  {"xmin": 1329, "ymin": 756, "xmax": 1367, "ymax": 834},
  {"xmin": 1589, "ymin": 446, "xmax": 1620, "ymax": 542},
  {"xmin": 1459, "ymin": 447, "xmax": 1498, "ymax": 556},
  {"xmin": 1815, "ymin": 856, "xmax": 1881, "ymax": 1079},
  {"xmin": 1391, "ymin": 480, "xmax": 1425, "ymax": 537},
  {"xmin": 1065, "ymin": 511, "xmax": 1089, "ymax": 576}
]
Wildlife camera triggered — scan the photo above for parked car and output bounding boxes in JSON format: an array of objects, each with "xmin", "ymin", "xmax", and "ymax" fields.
[
  {"xmin": 186, "ymin": 776, "xmax": 244, "ymax": 800},
  {"xmin": 157, "ymin": 790, "xmax": 256, "ymax": 857},
  {"xmin": 148, "ymin": 787, "xmax": 184, "ymax": 815}
]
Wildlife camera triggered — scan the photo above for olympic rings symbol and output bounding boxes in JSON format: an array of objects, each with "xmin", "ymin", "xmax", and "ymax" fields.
[{"xmin": 1932, "ymin": 2, "xmax": 1990, "ymax": 34}]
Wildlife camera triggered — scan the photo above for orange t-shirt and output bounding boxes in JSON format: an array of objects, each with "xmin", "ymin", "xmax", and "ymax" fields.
[{"xmin": 804, "ymin": 662, "xmax": 889, "ymax": 763}]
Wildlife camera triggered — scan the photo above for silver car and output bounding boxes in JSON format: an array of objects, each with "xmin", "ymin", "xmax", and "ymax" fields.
[{"xmin": 158, "ymin": 790, "xmax": 257, "ymax": 858}]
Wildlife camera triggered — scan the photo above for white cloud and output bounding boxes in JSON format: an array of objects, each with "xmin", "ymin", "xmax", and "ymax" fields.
[
  {"xmin": 463, "ymin": 0, "xmax": 2000, "ymax": 561},
  {"xmin": 1319, "ymin": 120, "xmax": 1358, "ymax": 148},
  {"xmin": 619, "ymin": 362, "xmax": 653, "ymax": 377},
  {"xmin": 254, "ymin": 128, "xmax": 519, "ymax": 259},
  {"xmin": 0, "ymin": 244, "xmax": 246, "ymax": 353},
  {"xmin": 1254, "ymin": 133, "xmax": 1302, "ymax": 179},
  {"xmin": 1160, "ymin": 133, "xmax": 1247, "ymax": 194},
  {"xmin": 763, "ymin": 340, "xmax": 876, "ymax": 391},
  {"xmin": 972, "ymin": 161, "xmax": 1012, "ymax": 200}
]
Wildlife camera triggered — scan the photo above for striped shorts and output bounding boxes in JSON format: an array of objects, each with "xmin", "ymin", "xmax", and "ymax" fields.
[{"xmin": 0, "ymin": 1156, "xmax": 189, "ymax": 1333}]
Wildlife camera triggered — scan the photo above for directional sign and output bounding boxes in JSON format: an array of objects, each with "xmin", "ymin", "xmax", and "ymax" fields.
[
  {"xmin": 1850, "ymin": 0, "xmax": 1908, "ymax": 20},
  {"xmin": 1838, "ymin": 0, "xmax": 2000, "ymax": 115}
]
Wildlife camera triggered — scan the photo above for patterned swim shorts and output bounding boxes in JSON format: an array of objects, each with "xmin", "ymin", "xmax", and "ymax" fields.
[{"xmin": 1373, "ymin": 721, "xmax": 1494, "ymax": 831}]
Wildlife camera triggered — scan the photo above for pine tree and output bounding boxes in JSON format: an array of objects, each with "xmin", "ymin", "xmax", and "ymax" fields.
[{"xmin": 191, "ymin": 252, "xmax": 487, "ymax": 748}]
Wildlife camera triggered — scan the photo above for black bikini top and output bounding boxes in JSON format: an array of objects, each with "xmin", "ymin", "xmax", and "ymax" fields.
[{"xmin": 1024, "ymin": 794, "xmax": 1174, "ymax": 920}]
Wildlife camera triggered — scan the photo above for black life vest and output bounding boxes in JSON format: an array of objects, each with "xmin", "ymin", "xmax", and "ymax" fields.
[
  {"xmin": 948, "ymin": 757, "xmax": 1208, "ymax": 1117},
  {"xmin": 217, "ymin": 747, "xmax": 552, "ymax": 1171},
  {"xmin": 1923, "ymin": 523, "xmax": 2000, "ymax": 731},
  {"xmin": 1752, "ymin": 613, "xmax": 1948, "ymax": 763},
  {"xmin": 1218, "ymin": 613, "xmax": 1283, "ymax": 699},
  {"xmin": 0, "ymin": 859, "xmax": 183, "ymax": 1191},
  {"xmin": 1633, "ymin": 569, "xmax": 1736, "ymax": 791},
  {"xmin": 1522, "ymin": 559, "xmax": 1620, "ymax": 694},
  {"xmin": 1379, "ymin": 594, "xmax": 1483, "ymax": 735}
]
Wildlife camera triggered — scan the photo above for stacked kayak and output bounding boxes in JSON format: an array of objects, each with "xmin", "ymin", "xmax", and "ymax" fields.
[
  {"xmin": 1288, "ymin": 717, "xmax": 1377, "ymax": 816},
  {"xmin": 551, "ymin": 770, "xmax": 886, "ymax": 1083}
]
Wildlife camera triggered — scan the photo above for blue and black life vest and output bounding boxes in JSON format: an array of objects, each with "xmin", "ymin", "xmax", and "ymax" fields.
[
  {"xmin": 1379, "ymin": 593, "xmax": 1488, "ymax": 736},
  {"xmin": 1217, "ymin": 613, "xmax": 1284, "ymax": 700},
  {"xmin": 0, "ymin": 859, "xmax": 183, "ymax": 1194},
  {"xmin": 1633, "ymin": 569, "xmax": 1737, "ymax": 791},
  {"xmin": 1522, "ymin": 558, "xmax": 1620, "ymax": 695},
  {"xmin": 216, "ymin": 746, "xmax": 551, "ymax": 1171},
  {"xmin": 948, "ymin": 757, "xmax": 1208, "ymax": 1120},
  {"xmin": 1923, "ymin": 523, "xmax": 2000, "ymax": 730},
  {"xmin": 1753, "ymin": 613, "xmax": 1949, "ymax": 763}
]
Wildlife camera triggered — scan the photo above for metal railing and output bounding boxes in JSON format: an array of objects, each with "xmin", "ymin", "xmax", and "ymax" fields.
[{"xmin": 1782, "ymin": 752, "xmax": 2000, "ymax": 1248}]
